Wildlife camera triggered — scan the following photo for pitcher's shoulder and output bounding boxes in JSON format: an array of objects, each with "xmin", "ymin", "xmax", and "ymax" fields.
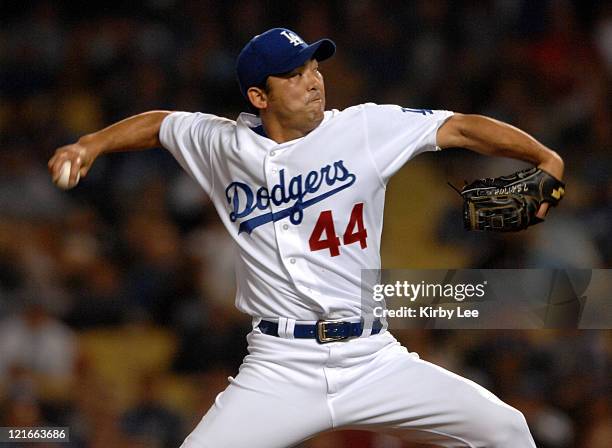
[{"xmin": 324, "ymin": 103, "xmax": 379, "ymax": 121}]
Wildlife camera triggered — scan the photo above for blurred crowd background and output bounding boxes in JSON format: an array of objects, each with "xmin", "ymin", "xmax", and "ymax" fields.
[{"xmin": 1, "ymin": 1, "xmax": 611, "ymax": 447}]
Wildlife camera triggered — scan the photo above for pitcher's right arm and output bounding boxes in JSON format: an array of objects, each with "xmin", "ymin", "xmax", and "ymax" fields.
[{"xmin": 48, "ymin": 111, "xmax": 172, "ymax": 187}]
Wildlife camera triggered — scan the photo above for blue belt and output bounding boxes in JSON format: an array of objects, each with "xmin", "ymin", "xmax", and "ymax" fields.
[{"xmin": 258, "ymin": 319, "xmax": 383, "ymax": 344}]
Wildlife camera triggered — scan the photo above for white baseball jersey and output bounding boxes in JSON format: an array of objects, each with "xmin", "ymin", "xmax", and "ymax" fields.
[
  {"xmin": 159, "ymin": 104, "xmax": 453, "ymax": 320},
  {"xmin": 162, "ymin": 103, "xmax": 538, "ymax": 448}
]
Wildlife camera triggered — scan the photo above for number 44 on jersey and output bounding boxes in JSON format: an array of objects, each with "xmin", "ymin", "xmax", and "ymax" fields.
[{"xmin": 309, "ymin": 203, "xmax": 368, "ymax": 257}]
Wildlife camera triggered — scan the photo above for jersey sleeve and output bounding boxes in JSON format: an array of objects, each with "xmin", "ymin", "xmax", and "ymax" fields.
[
  {"xmin": 363, "ymin": 104, "xmax": 454, "ymax": 182},
  {"xmin": 159, "ymin": 111, "xmax": 226, "ymax": 196}
]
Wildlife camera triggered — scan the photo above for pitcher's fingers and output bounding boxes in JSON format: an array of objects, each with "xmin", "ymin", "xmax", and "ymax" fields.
[
  {"xmin": 48, "ymin": 152, "xmax": 62, "ymax": 172},
  {"xmin": 70, "ymin": 157, "xmax": 82, "ymax": 182},
  {"xmin": 536, "ymin": 203, "xmax": 550, "ymax": 220}
]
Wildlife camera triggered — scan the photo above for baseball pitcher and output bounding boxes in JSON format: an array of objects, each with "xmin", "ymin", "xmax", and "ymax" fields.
[{"xmin": 49, "ymin": 28, "xmax": 564, "ymax": 447}]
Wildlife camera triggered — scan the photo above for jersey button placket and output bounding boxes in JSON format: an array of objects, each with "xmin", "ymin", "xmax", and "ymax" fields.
[
  {"xmin": 277, "ymin": 220, "xmax": 298, "ymax": 272},
  {"xmin": 266, "ymin": 149, "xmax": 296, "ymax": 276},
  {"xmin": 278, "ymin": 218, "xmax": 302, "ymax": 272}
]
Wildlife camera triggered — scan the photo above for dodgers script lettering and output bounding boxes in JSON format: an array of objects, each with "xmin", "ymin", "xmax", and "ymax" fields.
[{"xmin": 225, "ymin": 160, "xmax": 357, "ymax": 234}]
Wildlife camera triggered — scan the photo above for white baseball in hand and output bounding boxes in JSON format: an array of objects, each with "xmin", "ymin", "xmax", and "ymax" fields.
[{"xmin": 55, "ymin": 160, "xmax": 80, "ymax": 190}]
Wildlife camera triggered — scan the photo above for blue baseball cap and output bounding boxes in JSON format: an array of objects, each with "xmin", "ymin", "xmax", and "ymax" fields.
[{"xmin": 236, "ymin": 28, "xmax": 336, "ymax": 98}]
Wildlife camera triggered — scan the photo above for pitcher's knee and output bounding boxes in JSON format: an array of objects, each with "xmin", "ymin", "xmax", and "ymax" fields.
[
  {"xmin": 180, "ymin": 434, "xmax": 205, "ymax": 448},
  {"xmin": 481, "ymin": 407, "xmax": 532, "ymax": 447}
]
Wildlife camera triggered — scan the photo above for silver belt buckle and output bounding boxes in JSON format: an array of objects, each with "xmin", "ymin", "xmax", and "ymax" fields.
[{"xmin": 316, "ymin": 320, "xmax": 350, "ymax": 344}]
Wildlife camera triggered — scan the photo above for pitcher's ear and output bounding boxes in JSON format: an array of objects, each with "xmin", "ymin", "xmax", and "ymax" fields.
[{"xmin": 247, "ymin": 87, "xmax": 268, "ymax": 111}]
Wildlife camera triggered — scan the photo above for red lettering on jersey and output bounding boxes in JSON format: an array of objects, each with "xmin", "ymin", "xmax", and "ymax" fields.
[
  {"xmin": 309, "ymin": 210, "xmax": 341, "ymax": 257},
  {"xmin": 309, "ymin": 204, "xmax": 368, "ymax": 257},
  {"xmin": 343, "ymin": 203, "xmax": 368, "ymax": 249}
]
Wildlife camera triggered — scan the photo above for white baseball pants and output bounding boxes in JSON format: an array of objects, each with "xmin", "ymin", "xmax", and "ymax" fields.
[{"xmin": 180, "ymin": 328, "xmax": 536, "ymax": 447}]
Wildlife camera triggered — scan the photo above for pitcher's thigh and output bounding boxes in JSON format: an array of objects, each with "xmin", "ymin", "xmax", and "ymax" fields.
[
  {"xmin": 333, "ymin": 349, "xmax": 535, "ymax": 447},
  {"xmin": 180, "ymin": 374, "xmax": 333, "ymax": 448}
]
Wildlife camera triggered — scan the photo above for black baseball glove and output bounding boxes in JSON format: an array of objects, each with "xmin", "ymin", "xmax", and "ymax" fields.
[{"xmin": 458, "ymin": 167, "xmax": 565, "ymax": 231}]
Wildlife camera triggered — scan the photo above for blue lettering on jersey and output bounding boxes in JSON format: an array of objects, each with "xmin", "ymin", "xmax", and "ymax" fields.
[
  {"xmin": 225, "ymin": 160, "xmax": 357, "ymax": 234},
  {"xmin": 401, "ymin": 108, "xmax": 433, "ymax": 115}
]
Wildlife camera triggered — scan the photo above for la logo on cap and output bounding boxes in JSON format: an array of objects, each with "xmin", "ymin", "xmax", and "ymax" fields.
[{"xmin": 280, "ymin": 30, "xmax": 305, "ymax": 46}]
